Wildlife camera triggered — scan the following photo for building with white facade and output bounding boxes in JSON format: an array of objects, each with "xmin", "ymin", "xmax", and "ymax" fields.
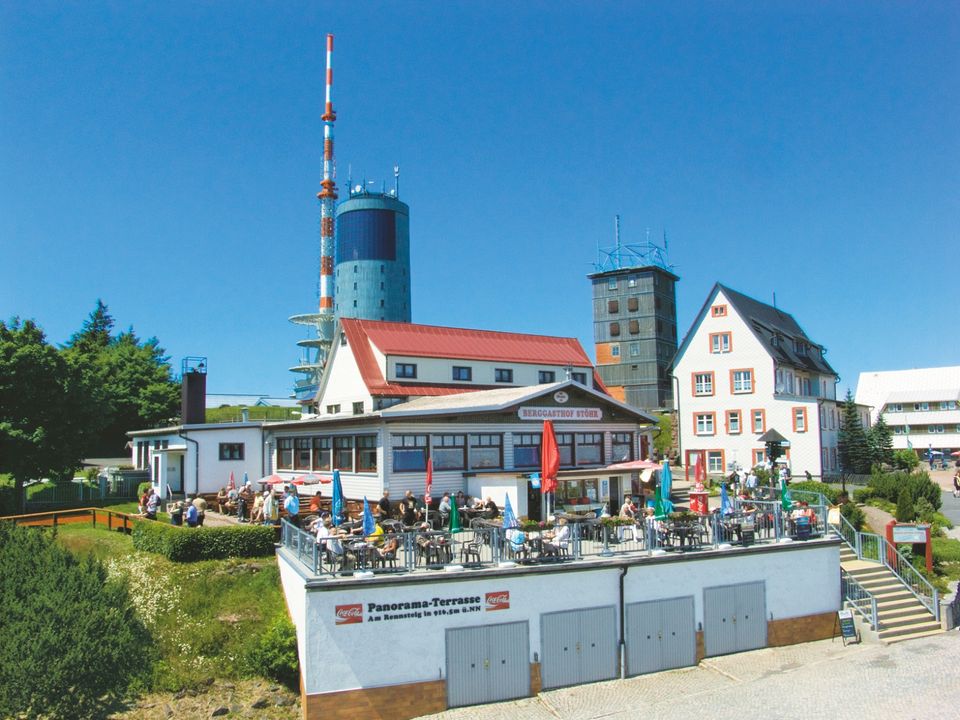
[
  {"xmin": 856, "ymin": 366, "xmax": 960, "ymax": 461},
  {"xmin": 672, "ymin": 283, "xmax": 867, "ymax": 479}
]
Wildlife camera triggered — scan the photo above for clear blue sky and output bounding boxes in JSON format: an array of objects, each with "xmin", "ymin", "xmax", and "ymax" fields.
[{"xmin": 2, "ymin": 2, "xmax": 957, "ymax": 398}]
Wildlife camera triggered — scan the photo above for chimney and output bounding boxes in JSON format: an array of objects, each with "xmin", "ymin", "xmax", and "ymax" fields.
[{"xmin": 180, "ymin": 357, "xmax": 207, "ymax": 425}]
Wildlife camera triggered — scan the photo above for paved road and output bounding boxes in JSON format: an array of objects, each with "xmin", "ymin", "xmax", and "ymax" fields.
[{"xmin": 418, "ymin": 632, "xmax": 960, "ymax": 720}]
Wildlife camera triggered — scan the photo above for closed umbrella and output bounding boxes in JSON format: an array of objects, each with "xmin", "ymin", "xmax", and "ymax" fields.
[
  {"xmin": 653, "ymin": 482, "xmax": 667, "ymax": 520},
  {"xmin": 331, "ymin": 469, "xmax": 344, "ymax": 527},
  {"xmin": 362, "ymin": 497, "xmax": 375, "ymax": 537},
  {"xmin": 449, "ymin": 501, "xmax": 462, "ymax": 533},
  {"xmin": 228, "ymin": 471, "xmax": 236, "ymax": 490},
  {"xmin": 541, "ymin": 421, "xmax": 560, "ymax": 516},
  {"xmin": 424, "ymin": 458, "xmax": 433, "ymax": 525},
  {"xmin": 502, "ymin": 494, "xmax": 519, "ymax": 529},
  {"xmin": 661, "ymin": 461, "xmax": 672, "ymax": 500},
  {"xmin": 780, "ymin": 476, "xmax": 792, "ymax": 513},
  {"xmin": 720, "ymin": 481, "xmax": 732, "ymax": 515}
]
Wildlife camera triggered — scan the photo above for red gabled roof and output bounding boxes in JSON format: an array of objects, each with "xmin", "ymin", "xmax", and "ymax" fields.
[{"xmin": 337, "ymin": 318, "xmax": 596, "ymax": 399}]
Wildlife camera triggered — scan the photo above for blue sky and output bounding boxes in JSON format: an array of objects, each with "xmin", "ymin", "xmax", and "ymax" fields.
[{"xmin": 2, "ymin": 2, "xmax": 957, "ymax": 398}]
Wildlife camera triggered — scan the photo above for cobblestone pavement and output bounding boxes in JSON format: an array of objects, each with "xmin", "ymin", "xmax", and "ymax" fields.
[{"xmin": 418, "ymin": 632, "xmax": 960, "ymax": 720}]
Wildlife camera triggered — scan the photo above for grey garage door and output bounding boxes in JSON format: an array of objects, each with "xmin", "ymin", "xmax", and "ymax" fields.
[
  {"xmin": 704, "ymin": 581, "xmax": 767, "ymax": 657},
  {"xmin": 446, "ymin": 621, "xmax": 530, "ymax": 708},
  {"xmin": 625, "ymin": 596, "xmax": 696, "ymax": 676},
  {"xmin": 540, "ymin": 606, "xmax": 618, "ymax": 689}
]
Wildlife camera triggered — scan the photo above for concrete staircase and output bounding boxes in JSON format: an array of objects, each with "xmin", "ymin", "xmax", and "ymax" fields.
[{"xmin": 840, "ymin": 546, "xmax": 943, "ymax": 644}]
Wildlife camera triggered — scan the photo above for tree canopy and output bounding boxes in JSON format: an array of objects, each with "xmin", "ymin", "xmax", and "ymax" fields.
[{"xmin": 838, "ymin": 389, "xmax": 872, "ymax": 475}]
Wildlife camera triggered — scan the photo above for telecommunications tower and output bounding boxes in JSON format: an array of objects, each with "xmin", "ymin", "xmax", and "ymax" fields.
[{"xmin": 289, "ymin": 33, "xmax": 338, "ymax": 402}]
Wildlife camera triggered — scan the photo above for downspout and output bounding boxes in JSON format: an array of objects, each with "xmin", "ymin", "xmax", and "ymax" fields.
[
  {"xmin": 619, "ymin": 564, "xmax": 628, "ymax": 678},
  {"xmin": 178, "ymin": 429, "xmax": 200, "ymax": 498}
]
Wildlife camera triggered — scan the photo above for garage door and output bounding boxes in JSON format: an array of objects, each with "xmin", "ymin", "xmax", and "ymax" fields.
[
  {"xmin": 703, "ymin": 581, "xmax": 767, "ymax": 657},
  {"xmin": 540, "ymin": 606, "xmax": 618, "ymax": 689},
  {"xmin": 446, "ymin": 621, "xmax": 530, "ymax": 708},
  {"xmin": 625, "ymin": 596, "xmax": 696, "ymax": 676}
]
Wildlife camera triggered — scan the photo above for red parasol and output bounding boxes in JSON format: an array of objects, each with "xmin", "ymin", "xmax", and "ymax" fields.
[
  {"xmin": 541, "ymin": 420, "xmax": 559, "ymax": 495},
  {"xmin": 424, "ymin": 458, "xmax": 433, "ymax": 505},
  {"xmin": 295, "ymin": 473, "xmax": 332, "ymax": 485}
]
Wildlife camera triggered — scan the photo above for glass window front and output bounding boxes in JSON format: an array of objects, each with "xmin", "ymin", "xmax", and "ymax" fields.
[
  {"xmin": 393, "ymin": 434, "xmax": 428, "ymax": 472},
  {"xmin": 336, "ymin": 209, "xmax": 397, "ymax": 262},
  {"xmin": 469, "ymin": 434, "xmax": 502, "ymax": 469},
  {"xmin": 313, "ymin": 437, "xmax": 331, "ymax": 471},
  {"xmin": 557, "ymin": 432, "xmax": 574, "ymax": 466},
  {"xmin": 576, "ymin": 433, "xmax": 603, "ymax": 466},
  {"xmin": 357, "ymin": 435, "xmax": 377, "ymax": 473},
  {"xmin": 277, "ymin": 438, "xmax": 293, "ymax": 469},
  {"xmin": 538, "ymin": 370, "xmax": 556, "ymax": 383},
  {"xmin": 611, "ymin": 432, "xmax": 633, "ymax": 462},
  {"xmin": 431, "ymin": 434, "xmax": 466, "ymax": 470},
  {"xmin": 294, "ymin": 437, "xmax": 311, "ymax": 470},
  {"xmin": 513, "ymin": 433, "xmax": 541, "ymax": 467},
  {"xmin": 334, "ymin": 436, "xmax": 354, "ymax": 472}
]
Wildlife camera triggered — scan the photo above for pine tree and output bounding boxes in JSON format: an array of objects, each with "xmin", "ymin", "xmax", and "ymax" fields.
[
  {"xmin": 838, "ymin": 389, "xmax": 871, "ymax": 475},
  {"xmin": 868, "ymin": 412, "xmax": 894, "ymax": 468},
  {"xmin": 64, "ymin": 299, "xmax": 114, "ymax": 354}
]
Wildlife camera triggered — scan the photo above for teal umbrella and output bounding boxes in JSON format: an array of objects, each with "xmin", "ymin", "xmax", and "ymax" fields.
[
  {"xmin": 502, "ymin": 494, "xmax": 519, "ymax": 529},
  {"xmin": 449, "ymin": 502, "xmax": 462, "ymax": 533},
  {"xmin": 331, "ymin": 469, "xmax": 344, "ymax": 526}
]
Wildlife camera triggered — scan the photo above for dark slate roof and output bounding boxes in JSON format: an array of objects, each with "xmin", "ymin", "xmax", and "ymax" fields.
[{"xmin": 719, "ymin": 284, "xmax": 837, "ymax": 377}]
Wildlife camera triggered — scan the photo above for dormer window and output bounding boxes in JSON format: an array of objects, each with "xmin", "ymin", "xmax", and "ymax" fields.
[{"xmin": 711, "ymin": 305, "xmax": 727, "ymax": 317}]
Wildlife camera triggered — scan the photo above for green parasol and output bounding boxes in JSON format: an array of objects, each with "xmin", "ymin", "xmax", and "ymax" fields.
[
  {"xmin": 780, "ymin": 477, "xmax": 792, "ymax": 513},
  {"xmin": 653, "ymin": 482, "xmax": 667, "ymax": 520},
  {"xmin": 449, "ymin": 502, "xmax": 462, "ymax": 533}
]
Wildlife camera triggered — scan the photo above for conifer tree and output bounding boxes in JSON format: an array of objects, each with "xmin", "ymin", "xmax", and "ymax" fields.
[{"xmin": 838, "ymin": 389, "xmax": 871, "ymax": 475}]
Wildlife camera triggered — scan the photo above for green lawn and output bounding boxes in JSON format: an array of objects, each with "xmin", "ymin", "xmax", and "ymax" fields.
[{"xmin": 53, "ymin": 522, "xmax": 287, "ymax": 691}]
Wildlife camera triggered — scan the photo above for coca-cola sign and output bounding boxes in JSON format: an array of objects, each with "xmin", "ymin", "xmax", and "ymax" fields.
[
  {"xmin": 485, "ymin": 591, "xmax": 510, "ymax": 611},
  {"xmin": 335, "ymin": 604, "xmax": 363, "ymax": 625}
]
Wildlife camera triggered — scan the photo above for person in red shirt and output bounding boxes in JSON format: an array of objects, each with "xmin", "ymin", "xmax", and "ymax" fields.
[{"xmin": 309, "ymin": 491, "xmax": 323, "ymax": 514}]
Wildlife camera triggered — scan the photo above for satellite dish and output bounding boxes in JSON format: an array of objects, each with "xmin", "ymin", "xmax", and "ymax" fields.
[{"xmin": 354, "ymin": 184, "xmax": 362, "ymax": 193}]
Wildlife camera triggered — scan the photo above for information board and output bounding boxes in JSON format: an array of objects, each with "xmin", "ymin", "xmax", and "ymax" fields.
[
  {"xmin": 837, "ymin": 609, "xmax": 859, "ymax": 645},
  {"xmin": 892, "ymin": 524, "xmax": 928, "ymax": 544}
]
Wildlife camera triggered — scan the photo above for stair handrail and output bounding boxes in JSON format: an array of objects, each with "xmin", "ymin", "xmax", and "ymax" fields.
[
  {"xmin": 828, "ymin": 511, "xmax": 939, "ymax": 622},
  {"xmin": 841, "ymin": 567, "xmax": 879, "ymax": 630},
  {"xmin": 876, "ymin": 533, "xmax": 940, "ymax": 622}
]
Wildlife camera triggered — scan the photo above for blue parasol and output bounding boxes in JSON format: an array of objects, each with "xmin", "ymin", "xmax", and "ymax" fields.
[
  {"xmin": 660, "ymin": 461, "xmax": 672, "ymax": 500},
  {"xmin": 502, "ymin": 494, "xmax": 519, "ymax": 529},
  {"xmin": 720, "ymin": 481, "xmax": 732, "ymax": 515},
  {"xmin": 362, "ymin": 497, "xmax": 375, "ymax": 537},
  {"xmin": 331, "ymin": 469, "xmax": 344, "ymax": 527}
]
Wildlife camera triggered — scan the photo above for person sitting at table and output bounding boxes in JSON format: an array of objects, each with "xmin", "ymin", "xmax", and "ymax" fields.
[
  {"xmin": 215, "ymin": 487, "xmax": 228, "ymax": 513},
  {"xmin": 375, "ymin": 533, "xmax": 400, "ymax": 565},
  {"xmin": 471, "ymin": 496, "xmax": 485, "ymax": 511},
  {"xmin": 542, "ymin": 517, "xmax": 570, "ymax": 556},
  {"xmin": 309, "ymin": 490, "xmax": 323, "ymax": 514},
  {"xmin": 365, "ymin": 521, "xmax": 385, "ymax": 546},
  {"xmin": 439, "ymin": 493, "xmax": 452, "ymax": 522},
  {"xmin": 483, "ymin": 496, "xmax": 498, "ymax": 518},
  {"xmin": 250, "ymin": 490, "xmax": 265, "ymax": 524},
  {"xmin": 316, "ymin": 517, "xmax": 348, "ymax": 567},
  {"xmin": 505, "ymin": 527, "xmax": 527, "ymax": 559},
  {"xmin": 455, "ymin": 490, "xmax": 467, "ymax": 509}
]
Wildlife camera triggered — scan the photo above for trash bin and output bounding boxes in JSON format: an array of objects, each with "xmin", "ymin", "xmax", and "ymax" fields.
[{"xmin": 170, "ymin": 507, "xmax": 183, "ymax": 526}]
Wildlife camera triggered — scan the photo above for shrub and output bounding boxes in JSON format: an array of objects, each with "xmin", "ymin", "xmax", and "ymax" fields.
[
  {"xmin": 932, "ymin": 537, "xmax": 960, "ymax": 563},
  {"xmin": 852, "ymin": 487, "xmax": 873, "ymax": 504},
  {"xmin": 865, "ymin": 470, "xmax": 941, "ymax": 511},
  {"xmin": 896, "ymin": 488, "xmax": 914, "ymax": 522},
  {"xmin": 840, "ymin": 501, "xmax": 866, "ymax": 531},
  {"xmin": 892, "ymin": 449, "xmax": 920, "ymax": 471},
  {"xmin": 0, "ymin": 523, "xmax": 152, "ymax": 719},
  {"xmin": 132, "ymin": 522, "xmax": 276, "ymax": 562},
  {"xmin": 242, "ymin": 614, "xmax": 300, "ymax": 689},
  {"xmin": 789, "ymin": 480, "xmax": 841, "ymax": 504},
  {"xmin": 137, "ymin": 481, "xmax": 152, "ymax": 497}
]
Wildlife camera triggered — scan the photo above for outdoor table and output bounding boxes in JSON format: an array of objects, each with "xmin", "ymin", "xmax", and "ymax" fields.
[{"xmin": 347, "ymin": 541, "xmax": 373, "ymax": 569}]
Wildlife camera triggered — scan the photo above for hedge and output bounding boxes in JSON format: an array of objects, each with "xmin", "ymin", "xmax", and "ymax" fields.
[
  {"xmin": 132, "ymin": 521, "xmax": 276, "ymax": 562},
  {"xmin": 788, "ymin": 481, "xmax": 841, "ymax": 504}
]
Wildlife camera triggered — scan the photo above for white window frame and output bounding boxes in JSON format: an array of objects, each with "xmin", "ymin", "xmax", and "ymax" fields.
[
  {"xmin": 694, "ymin": 373, "xmax": 713, "ymax": 396},
  {"xmin": 707, "ymin": 451, "xmax": 723, "ymax": 473},
  {"xmin": 696, "ymin": 413, "xmax": 715, "ymax": 436},
  {"xmin": 794, "ymin": 408, "xmax": 806, "ymax": 432},
  {"xmin": 711, "ymin": 333, "xmax": 731, "ymax": 354},
  {"xmin": 732, "ymin": 370, "xmax": 753, "ymax": 394}
]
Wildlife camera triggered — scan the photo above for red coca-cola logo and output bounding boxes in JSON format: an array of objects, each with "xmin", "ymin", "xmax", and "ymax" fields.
[
  {"xmin": 335, "ymin": 604, "xmax": 363, "ymax": 624},
  {"xmin": 485, "ymin": 591, "xmax": 509, "ymax": 611}
]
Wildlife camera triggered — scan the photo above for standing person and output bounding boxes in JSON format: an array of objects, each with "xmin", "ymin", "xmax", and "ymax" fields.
[
  {"xmin": 262, "ymin": 489, "xmax": 278, "ymax": 525},
  {"xmin": 145, "ymin": 489, "xmax": 160, "ymax": 521},
  {"xmin": 250, "ymin": 491, "xmax": 265, "ymax": 523},
  {"xmin": 237, "ymin": 482, "xmax": 253, "ymax": 522},
  {"xmin": 184, "ymin": 499, "xmax": 199, "ymax": 528},
  {"xmin": 284, "ymin": 485, "xmax": 301, "ymax": 527},
  {"xmin": 192, "ymin": 495, "xmax": 208, "ymax": 527},
  {"xmin": 952, "ymin": 470, "xmax": 960, "ymax": 498},
  {"xmin": 378, "ymin": 490, "xmax": 392, "ymax": 519}
]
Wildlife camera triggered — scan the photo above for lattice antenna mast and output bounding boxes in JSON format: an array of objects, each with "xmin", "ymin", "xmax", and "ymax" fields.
[
  {"xmin": 317, "ymin": 33, "xmax": 338, "ymax": 344},
  {"xmin": 592, "ymin": 216, "xmax": 675, "ymax": 273}
]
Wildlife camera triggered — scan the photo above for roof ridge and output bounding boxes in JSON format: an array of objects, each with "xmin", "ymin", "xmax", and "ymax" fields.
[{"xmin": 350, "ymin": 317, "xmax": 582, "ymax": 343}]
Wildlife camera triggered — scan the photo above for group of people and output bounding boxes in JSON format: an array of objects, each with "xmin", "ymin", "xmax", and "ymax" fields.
[{"xmin": 215, "ymin": 481, "xmax": 301, "ymax": 526}]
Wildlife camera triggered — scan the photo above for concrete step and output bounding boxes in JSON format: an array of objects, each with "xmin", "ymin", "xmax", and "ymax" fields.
[
  {"xmin": 883, "ymin": 628, "xmax": 945, "ymax": 645},
  {"xmin": 877, "ymin": 597, "xmax": 927, "ymax": 614},
  {"xmin": 859, "ymin": 580, "xmax": 904, "ymax": 595},
  {"xmin": 871, "ymin": 587, "xmax": 916, "ymax": 601},
  {"xmin": 879, "ymin": 611, "xmax": 939, "ymax": 630},
  {"xmin": 878, "ymin": 619, "xmax": 942, "ymax": 640}
]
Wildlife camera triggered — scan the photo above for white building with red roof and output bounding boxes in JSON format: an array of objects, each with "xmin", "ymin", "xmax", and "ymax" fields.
[{"xmin": 315, "ymin": 318, "xmax": 607, "ymax": 416}]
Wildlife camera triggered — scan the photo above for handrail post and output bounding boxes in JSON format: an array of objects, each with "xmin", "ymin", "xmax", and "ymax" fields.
[{"xmin": 600, "ymin": 523, "xmax": 613, "ymax": 557}]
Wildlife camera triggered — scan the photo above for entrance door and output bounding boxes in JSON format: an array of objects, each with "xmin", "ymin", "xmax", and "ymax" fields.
[
  {"xmin": 446, "ymin": 621, "xmax": 529, "ymax": 708},
  {"xmin": 167, "ymin": 454, "xmax": 183, "ymax": 494},
  {"xmin": 540, "ymin": 606, "xmax": 618, "ymax": 689},
  {"xmin": 526, "ymin": 481, "xmax": 542, "ymax": 521},
  {"xmin": 625, "ymin": 596, "xmax": 696, "ymax": 676},
  {"xmin": 703, "ymin": 582, "xmax": 767, "ymax": 657}
]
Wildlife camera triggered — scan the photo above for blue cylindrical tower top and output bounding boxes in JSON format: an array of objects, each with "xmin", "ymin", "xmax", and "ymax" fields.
[{"xmin": 334, "ymin": 191, "xmax": 411, "ymax": 322}]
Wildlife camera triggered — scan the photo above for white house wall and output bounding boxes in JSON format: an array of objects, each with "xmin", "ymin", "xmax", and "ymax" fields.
[
  {"xmin": 675, "ymin": 289, "xmax": 838, "ymax": 478},
  {"xmin": 317, "ymin": 339, "xmax": 374, "ymax": 416},
  {"xmin": 386, "ymin": 355, "xmax": 585, "ymax": 388},
  {"xmin": 278, "ymin": 542, "xmax": 838, "ymax": 697}
]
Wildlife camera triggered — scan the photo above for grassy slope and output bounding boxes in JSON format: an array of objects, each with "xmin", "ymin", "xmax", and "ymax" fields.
[{"xmin": 54, "ymin": 523, "xmax": 286, "ymax": 691}]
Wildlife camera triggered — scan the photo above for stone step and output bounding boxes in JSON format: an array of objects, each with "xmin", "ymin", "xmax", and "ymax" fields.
[
  {"xmin": 883, "ymin": 628, "xmax": 945, "ymax": 645},
  {"xmin": 859, "ymin": 580, "xmax": 904, "ymax": 594},
  {"xmin": 878, "ymin": 619, "xmax": 942, "ymax": 640},
  {"xmin": 877, "ymin": 597, "xmax": 927, "ymax": 614},
  {"xmin": 879, "ymin": 611, "xmax": 938, "ymax": 630},
  {"xmin": 871, "ymin": 587, "xmax": 916, "ymax": 601}
]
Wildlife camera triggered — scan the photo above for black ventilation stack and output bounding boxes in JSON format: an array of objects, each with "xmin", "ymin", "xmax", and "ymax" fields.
[{"xmin": 181, "ymin": 357, "xmax": 207, "ymax": 425}]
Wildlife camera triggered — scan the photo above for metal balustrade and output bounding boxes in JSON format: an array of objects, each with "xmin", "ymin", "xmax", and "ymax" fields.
[{"xmin": 841, "ymin": 567, "xmax": 879, "ymax": 629}]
